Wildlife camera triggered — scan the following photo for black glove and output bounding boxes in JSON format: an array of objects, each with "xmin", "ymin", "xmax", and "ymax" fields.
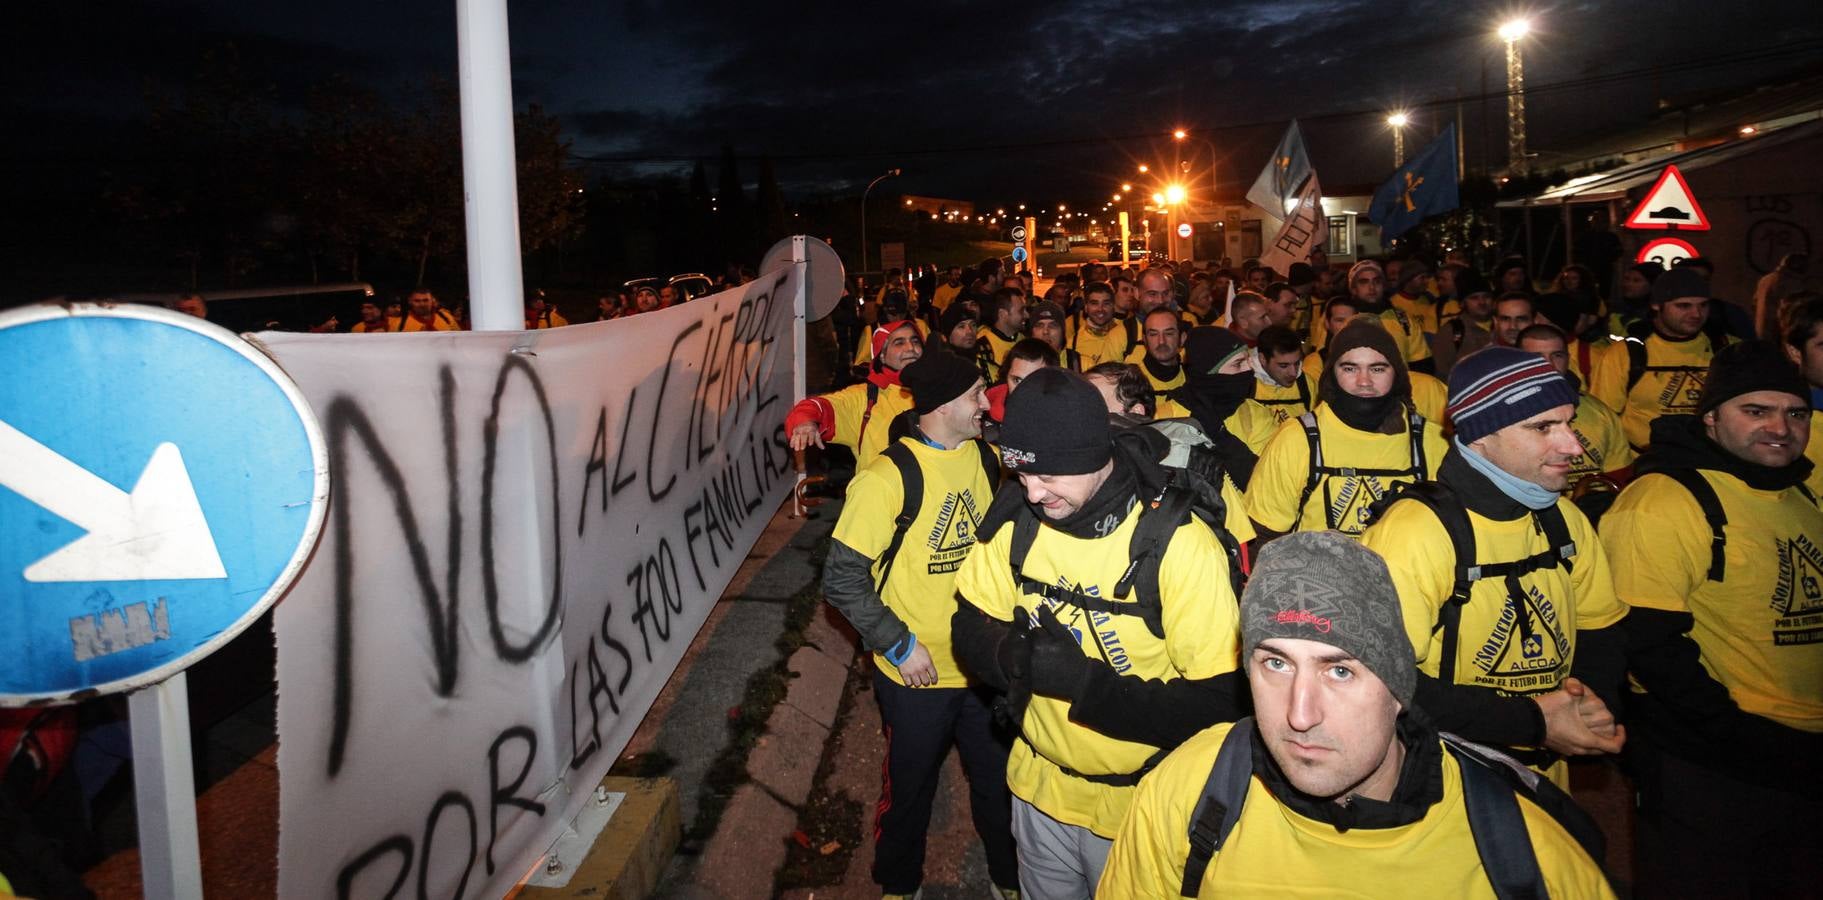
[
  {"xmin": 994, "ymin": 614, "xmax": 1035, "ymax": 730},
  {"xmin": 1028, "ymin": 606, "xmax": 1095, "ymax": 699}
]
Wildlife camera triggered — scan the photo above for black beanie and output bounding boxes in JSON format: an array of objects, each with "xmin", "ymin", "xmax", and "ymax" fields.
[
  {"xmin": 1697, "ymin": 340, "xmax": 1808, "ymax": 417},
  {"xmin": 1651, "ymin": 267, "xmax": 1710, "ymax": 305},
  {"xmin": 1319, "ymin": 317, "xmax": 1410, "ymax": 404},
  {"xmin": 999, "ymin": 368, "xmax": 1112, "ymax": 474},
  {"xmin": 938, "ymin": 303, "xmax": 977, "ymax": 337},
  {"xmin": 1183, "ymin": 326, "xmax": 1247, "ymax": 376},
  {"xmin": 900, "ymin": 350, "xmax": 980, "ymax": 414}
]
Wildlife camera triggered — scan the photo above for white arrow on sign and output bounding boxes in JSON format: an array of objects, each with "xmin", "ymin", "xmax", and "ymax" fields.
[{"xmin": 0, "ymin": 419, "xmax": 227, "ymax": 583}]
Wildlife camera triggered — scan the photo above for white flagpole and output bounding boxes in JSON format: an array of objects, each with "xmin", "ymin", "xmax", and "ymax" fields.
[{"xmin": 456, "ymin": 0, "xmax": 527, "ymax": 332}]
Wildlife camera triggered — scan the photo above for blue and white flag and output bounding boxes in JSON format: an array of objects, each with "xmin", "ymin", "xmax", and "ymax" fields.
[{"xmin": 1247, "ymin": 120, "xmax": 1314, "ymax": 217}]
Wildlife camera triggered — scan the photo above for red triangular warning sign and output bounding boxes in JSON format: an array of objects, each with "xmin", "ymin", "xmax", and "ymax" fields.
[{"xmin": 1625, "ymin": 165, "xmax": 1710, "ymax": 230}]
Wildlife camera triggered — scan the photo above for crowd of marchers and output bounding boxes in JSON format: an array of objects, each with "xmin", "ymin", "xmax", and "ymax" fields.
[{"xmin": 792, "ymin": 247, "xmax": 1821, "ymax": 898}]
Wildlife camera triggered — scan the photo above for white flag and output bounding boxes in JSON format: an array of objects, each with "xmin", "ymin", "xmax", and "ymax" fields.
[{"xmin": 1260, "ymin": 172, "xmax": 1327, "ymax": 276}]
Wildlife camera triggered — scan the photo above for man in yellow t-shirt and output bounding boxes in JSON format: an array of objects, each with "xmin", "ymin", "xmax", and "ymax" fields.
[
  {"xmin": 929, "ymin": 265, "xmax": 964, "ymax": 313},
  {"xmin": 1247, "ymin": 318, "xmax": 1447, "ymax": 540},
  {"xmin": 786, "ymin": 319, "xmax": 922, "ymax": 470},
  {"xmin": 1601, "ymin": 343, "xmax": 1823, "ymax": 897},
  {"xmin": 976, "ymin": 286, "xmax": 1027, "ymax": 384},
  {"xmin": 951, "ymin": 368, "xmax": 1244, "ymax": 897},
  {"xmin": 1249, "ymin": 325, "xmax": 1318, "ymax": 426},
  {"xmin": 1311, "ymin": 260, "xmax": 1433, "ymax": 373},
  {"xmin": 1066, "ymin": 281, "xmax": 1137, "ymax": 369},
  {"xmin": 1518, "ymin": 324, "xmax": 1635, "ymax": 491},
  {"xmin": 1166, "ymin": 327, "xmax": 1279, "ymax": 487},
  {"xmin": 1099, "ymin": 532, "xmax": 1614, "ymax": 899},
  {"xmin": 1125, "ymin": 308, "xmax": 1186, "ymax": 401},
  {"xmin": 1388, "ymin": 257, "xmax": 1441, "ymax": 339},
  {"xmin": 389, "ymin": 289, "xmax": 463, "ymax": 332},
  {"xmin": 1360, "ymin": 347, "xmax": 1628, "ymax": 790},
  {"xmin": 823, "ymin": 352, "xmax": 1016, "ymax": 899},
  {"xmin": 1589, "ymin": 267, "xmax": 1729, "ymax": 449}
]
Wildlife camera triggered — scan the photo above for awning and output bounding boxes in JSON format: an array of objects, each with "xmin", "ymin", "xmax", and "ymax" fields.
[{"xmin": 1497, "ymin": 118, "xmax": 1823, "ymax": 207}]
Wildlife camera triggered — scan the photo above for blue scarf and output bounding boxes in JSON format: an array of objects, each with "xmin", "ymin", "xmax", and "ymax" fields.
[{"xmin": 1454, "ymin": 437, "xmax": 1560, "ymax": 511}]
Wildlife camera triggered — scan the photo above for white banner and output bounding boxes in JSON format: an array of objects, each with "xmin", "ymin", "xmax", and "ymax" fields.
[
  {"xmin": 258, "ymin": 269, "xmax": 801, "ymax": 899},
  {"xmin": 1260, "ymin": 172, "xmax": 1328, "ymax": 277}
]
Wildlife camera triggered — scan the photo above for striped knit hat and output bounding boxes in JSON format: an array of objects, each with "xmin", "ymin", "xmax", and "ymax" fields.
[{"xmin": 1446, "ymin": 346, "xmax": 1579, "ymax": 444}]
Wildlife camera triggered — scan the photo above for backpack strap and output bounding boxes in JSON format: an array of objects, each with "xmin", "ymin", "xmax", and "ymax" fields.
[
  {"xmin": 1383, "ymin": 482, "xmax": 1479, "ymax": 679},
  {"xmin": 861, "ymin": 382, "xmax": 882, "ymax": 432},
  {"xmin": 875, "ymin": 442, "xmax": 923, "ymax": 593},
  {"xmin": 1297, "ymin": 374, "xmax": 1311, "ymax": 412},
  {"xmin": 1180, "ymin": 719, "xmax": 1257, "ymax": 898},
  {"xmin": 1408, "ymin": 407, "xmax": 1430, "ymax": 482},
  {"xmin": 1624, "ymin": 337, "xmax": 1647, "ymax": 393},
  {"xmin": 1663, "ymin": 469, "xmax": 1726, "ymax": 581},
  {"xmin": 1292, "ymin": 411, "xmax": 1325, "ymax": 531},
  {"xmin": 1451, "ymin": 739, "xmax": 1551, "ymax": 900},
  {"xmin": 1124, "ymin": 316, "xmax": 1140, "ymax": 354},
  {"xmin": 973, "ymin": 438, "xmax": 1001, "ymax": 492},
  {"xmin": 1444, "ymin": 732, "xmax": 1610, "ymax": 899}
]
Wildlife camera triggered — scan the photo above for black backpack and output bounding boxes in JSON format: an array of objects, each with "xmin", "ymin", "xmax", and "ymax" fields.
[
  {"xmin": 872, "ymin": 433, "xmax": 1001, "ymax": 593},
  {"xmin": 1179, "ymin": 718, "xmax": 1609, "ymax": 899},
  {"xmin": 1620, "ymin": 336, "xmax": 1710, "ymax": 395},
  {"xmin": 1365, "ymin": 481, "xmax": 1578, "ymax": 689},
  {"xmin": 1292, "ymin": 408, "xmax": 1431, "ymax": 532},
  {"xmin": 1001, "ymin": 430, "xmax": 1247, "ymax": 644}
]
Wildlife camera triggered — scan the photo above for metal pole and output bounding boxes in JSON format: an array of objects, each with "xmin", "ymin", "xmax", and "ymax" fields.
[
  {"xmin": 1506, "ymin": 38, "xmax": 1530, "ymax": 176},
  {"xmin": 791, "ymin": 235, "xmax": 808, "ymax": 518},
  {"xmin": 860, "ymin": 170, "xmax": 900, "ymax": 278},
  {"xmin": 131, "ymin": 673, "xmax": 203, "ymax": 900},
  {"xmin": 1393, "ymin": 128, "xmax": 1406, "ymax": 168},
  {"xmin": 456, "ymin": 0, "xmax": 526, "ymax": 332}
]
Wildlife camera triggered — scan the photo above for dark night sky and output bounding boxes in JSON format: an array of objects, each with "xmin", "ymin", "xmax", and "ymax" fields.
[{"xmin": 11, "ymin": 0, "xmax": 1823, "ymax": 206}]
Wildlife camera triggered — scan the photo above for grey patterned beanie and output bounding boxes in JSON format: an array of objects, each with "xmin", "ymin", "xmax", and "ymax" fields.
[{"xmin": 1241, "ymin": 531, "xmax": 1414, "ymax": 707}]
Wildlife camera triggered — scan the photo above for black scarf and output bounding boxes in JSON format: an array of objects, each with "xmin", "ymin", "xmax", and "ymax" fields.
[
  {"xmin": 1048, "ymin": 452, "xmax": 1140, "ymax": 538},
  {"xmin": 1170, "ymin": 374, "xmax": 1262, "ymax": 487},
  {"xmin": 1253, "ymin": 709, "xmax": 1445, "ymax": 832},
  {"xmin": 1326, "ymin": 392, "xmax": 1406, "ymax": 434},
  {"xmin": 1641, "ymin": 414, "xmax": 1814, "ymax": 492},
  {"xmin": 1142, "ymin": 353, "xmax": 1181, "ymax": 384},
  {"xmin": 1437, "ymin": 449, "xmax": 1529, "ymax": 521}
]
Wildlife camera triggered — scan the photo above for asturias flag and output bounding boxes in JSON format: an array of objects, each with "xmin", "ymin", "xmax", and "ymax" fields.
[{"xmin": 1369, "ymin": 123, "xmax": 1459, "ymax": 240}]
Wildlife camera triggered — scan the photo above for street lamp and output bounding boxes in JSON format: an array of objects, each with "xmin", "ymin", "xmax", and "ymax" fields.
[
  {"xmin": 1164, "ymin": 184, "xmax": 1186, "ymax": 205},
  {"xmin": 1120, "ymin": 182, "xmax": 1133, "ymax": 192},
  {"xmin": 1138, "ymin": 164, "xmax": 1149, "ymax": 174},
  {"xmin": 1172, "ymin": 128, "xmax": 1221, "ymax": 201},
  {"xmin": 1386, "ymin": 112, "xmax": 1409, "ymax": 167},
  {"xmin": 861, "ymin": 168, "xmax": 901, "ymax": 274},
  {"xmin": 1498, "ymin": 17, "xmax": 1532, "ymax": 175}
]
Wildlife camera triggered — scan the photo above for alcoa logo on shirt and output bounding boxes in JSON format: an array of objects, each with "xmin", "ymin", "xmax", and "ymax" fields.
[
  {"xmin": 1002, "ymin": 447, "xmax": 1036, "ymax": 469},
  {"xmin": 1275, "ymin": 609, "xmax": 1332, "ymax": 633}
]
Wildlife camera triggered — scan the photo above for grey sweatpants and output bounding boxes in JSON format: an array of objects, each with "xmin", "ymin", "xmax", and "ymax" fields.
[{"xmin": 1010, "ymin": 795, "xmax": 1112, "ymax": 899}]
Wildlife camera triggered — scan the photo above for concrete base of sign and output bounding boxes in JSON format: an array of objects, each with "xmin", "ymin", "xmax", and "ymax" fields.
[{"xmin": 515, "ymin": 777, "xmax": 681, "ymax": 900}]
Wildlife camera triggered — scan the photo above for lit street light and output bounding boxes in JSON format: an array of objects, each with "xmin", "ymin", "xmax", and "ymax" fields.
[
  {"xmin": 1120, "ymin": 182, "xmax": 1133, "ymax": 192},
  {"xmin": 1151, "ymin": 192, "xmax": 1166, "ymax": 206},
  {"xmin": 861, "ymin": 167, "xmax": 902, "ymax": 274},
  {"xmin": 1499, "ymin": 17, "xmax": 1532, "ymax": 175},
  {"xmin": 1164, "ymin": 184, "xmax": 1186, "ymax": 204},
  {"xmin": 1138, "ymin": 164, "xmax": 1149, "ymax": 174},
  {"xmin": 1172, "ymin": 127, "xmax": 1221, "ymax": 201},
  {"xmin": 1386, "ymin": 112, "xmax": 1409, "ymax": 166}
]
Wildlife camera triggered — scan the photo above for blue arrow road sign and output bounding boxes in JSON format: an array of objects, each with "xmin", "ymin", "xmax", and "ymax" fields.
[
  {"xmin": 1012, "ymin": 246, "xmax": 1028, "ymax": 264},
  {"xmin": 0, "ymin": 304, "xmax": 328, "ymax": 704}
]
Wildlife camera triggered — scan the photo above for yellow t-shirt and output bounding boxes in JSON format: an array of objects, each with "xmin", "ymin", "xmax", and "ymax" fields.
[
  {"xmin": 1246, "ymin": 404, "xmax": 1448, "ymax": 536},
  {"xmin": 1070, "ymin": 318, "xmax": 1136, "ymax": 369},
  {"xmin": 1251, "ymin": 371, "xmax": 1318, "ymax": 426},
  {"xmin": 1410, "ymin": 372, "xmax": 1449, "ymax": 425},
  {"xmin": 1362, "ymin": 495, "xmax": 1626, "ymax": 787},
  {"xmin": 1301, "ymin": 350, "xmax": 1326, "ymax": 386},
  {"xmin": 1588, "ymin": 333, "xmax": 1719, "ymax": 449},
  {"xmin": 1126, "ymin": 347, "xmax": 1186, "ymax": 398},
  {"xmin": 1601, "ymin": 471, "xmax": 1823, "ymax": 732},
  {"xmin": 953, "ymin": 507, "xmax": 1242, "ymax": 837},
  {"xmin": 1391, "ymin": 291, "xmax": 1441, "ymax": 336},
  {"xmin": 1565, "ymin": 393, "xmax": 1636, "ymax": 492},
  {"xmin": 977, "ymin": 326, "xmax": 1020, "ymax": 383},
  {"xmin": 930, "ymin": 282, "xmax": 962, "ymax": 312},
  {"xmin": 1227, "ymin": 399, "xmax": 1282, "ymax": 456},
  {"xmin": 832, "ymin": 438, "xmax": 995, "ymax": 689},
  {"xmin": 814, "ymin": 380, "xmax": 915, "ymax": 470},
  {"xmin": 1099, "ymin": 723, "xmax": 1615, "ymax": 899},
  {"xmin": 388, "ymin": 311, "xmax": 461, "ymax": 332}
]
